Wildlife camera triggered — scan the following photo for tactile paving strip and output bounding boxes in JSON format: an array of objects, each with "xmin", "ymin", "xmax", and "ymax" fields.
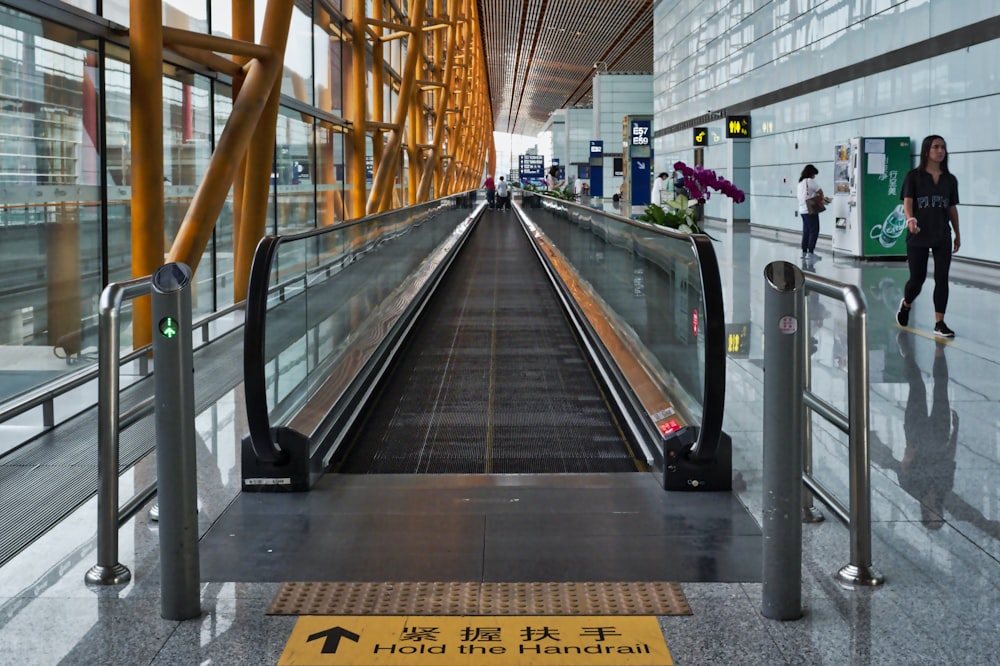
[{"xmin": 267, "ymin": 582, "xmax": 691, "ymax": 616}]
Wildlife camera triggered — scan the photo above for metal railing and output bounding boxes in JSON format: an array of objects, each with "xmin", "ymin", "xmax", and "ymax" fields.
[
  {"xmin": 801, "ymin": 271, "xmax": 883, "ymax": 588},
  {"xmin": 0, "ymin": 300, "xmax": 245, "ymax": 440},
  {"xmin": 81, "ymin": 283, "xmax": 243, "ymax": 586},
  {"xmin": 84, "ymin": 276, "xmax": 151, "ymax": 585},
  {"xmin": 761, "ymin": 262, "xmax": 883, "ymax": 620}
]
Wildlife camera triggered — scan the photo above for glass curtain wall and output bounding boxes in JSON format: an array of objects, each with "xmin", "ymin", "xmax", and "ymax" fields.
[
  {"xmin": 165, "ymin": 72, "xmax": 214, "ymax": 316},
  {"xmin": 0, "ymin": 0, "xmax": 354, "ymax": 404},
  {"xmin": 0, "ymin": 9, "xmax": 103, "ymax": 394},
  {"xmin": 212, "ymin": 83, "xmax": 236, "ymax": 304},
  {"xmin": 275, "ymin": 107, "xmax": 317, "ymax": 235}
]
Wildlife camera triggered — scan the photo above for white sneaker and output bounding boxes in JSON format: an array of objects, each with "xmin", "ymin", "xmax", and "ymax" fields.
[
  {"xmin": 807, "ymin": 252, "xmax": 821, "ymax": 262},
  {"xmin": 801, "ymin": 251, "xmax": 807, "ymax": 258}
]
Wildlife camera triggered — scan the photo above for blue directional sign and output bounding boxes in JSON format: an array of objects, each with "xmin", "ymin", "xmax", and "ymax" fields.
[{"xmin": 518, "ymin": 154, "xmax": 545, "ymax": 185}]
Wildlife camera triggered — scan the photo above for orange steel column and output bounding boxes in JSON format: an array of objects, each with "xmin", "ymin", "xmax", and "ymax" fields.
[
  {"xmin": 472, "ymin": 82, "xmax": 488, "ymax": 188},
  {"xmin": 368, "ymin": 0, "xmax": 427, "ymax": 214},
  {"xmin": 129, "ymin": 0, "xmax": 164, "ymax": 348},
  {"xmin": 440, "ymin": 52, "xmax": 464, "ymax": 188},
  {"xmin": 371, "ymin": 0, "xmax": 384, "ymax": 178},
  {"xmin": 408, "ymin": 8, "xmax": 430, "ymax": 204},
  {"xmin": 230, "ymin": 0, "xmax": 254, "ymax": 282},
  {"xmin": 467, "ymin": 26, "xmax": 487, "ymax": 190},
  {"xmin": 167, "ymin": 34, "xmax": 281, "ymax": 282},
  {"xmin": 233, "ymin": 0, "xmax": 295, "ymax": 300},
  {"xmin": 347, "ymin": 0, "xmax": 368, "ymax": 220},
  {"xmin": 470, "ymin": 31, "xmax": 492, "ymax": 189},
  {"xmin": 439, "ymin": 58, "xmax": 462, "ymax": 192},
  {"xmin": 446, "ymin": 54, "xmax": 471, "ymax": 189},
  {"xmin": 416, "ymin": 4, "xmax": 456, "ymax": 202},
  {"xmin": 449, "ymin": 13, "xmax": 477, "ymax": 192},
  {"xmin": 406, "ymin": 74, "xmax": 421, "ymax": 204},
  {"xmin": 417, "ymin": 3, "xmax": 442, "ymax": 202},
  {"xmin": 313, "ymin": 5, "xmax": 342, "ymax": 225},
  {"xmin": 47, "ymin": 209, "xmax": 81, "ymax": 355}
]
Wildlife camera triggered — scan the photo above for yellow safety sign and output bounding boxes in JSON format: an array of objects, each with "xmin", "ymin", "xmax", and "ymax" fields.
[{"xmin": 279, "ymin": 615, "xmax": 672, "ymax": 665}]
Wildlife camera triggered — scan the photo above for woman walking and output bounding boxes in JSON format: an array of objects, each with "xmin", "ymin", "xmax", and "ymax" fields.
[{"xmin": 895, "ymin": 135, "xmax": 961, "ymax": 337}]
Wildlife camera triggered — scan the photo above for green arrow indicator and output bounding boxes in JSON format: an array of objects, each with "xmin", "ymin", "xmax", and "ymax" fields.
[{"xmin": 159, "ymin": 316, "xmax": 178, "ymax": 339}]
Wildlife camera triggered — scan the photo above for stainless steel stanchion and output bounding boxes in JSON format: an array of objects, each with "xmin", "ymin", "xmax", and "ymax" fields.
[
  {"xmin": 761, "ymin": 261, "xmax": 804, "ymax": 621},
  {"xmin": 801, "ymin": 293, "xmax": 824, "ymax": 524},
  {"xmin": 836, "ymin": 285, "xmax": 884, "ymax": 587},
  {"xmin": 151, "ymin": 263, "xmax": 201, "ymax": 621},
  {"xmin": 85, "ymin": 277, "xmax": 150, "ymax": 587}
]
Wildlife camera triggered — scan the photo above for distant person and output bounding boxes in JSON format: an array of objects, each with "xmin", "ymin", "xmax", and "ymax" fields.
[
  {"xmin": 483, "ymin": 174, "xmax": 496, "ymax": 209},
  {"xmin": 495, "ymin": 176, "xmax": 510, "ymax": 211},
  {"xmin": 796, "ymin": 164, "xmax": 824, "ymax": 260},
  {"xmin": 896, "ymin": 135, "xmax": 961, "ymax": 338},
  {"xmin": 672, "ymin": 172, "xmax": 688, "ymax": 198},
  {"xmin": 545, "ymin": 166, "xmax": 561, "ymax": 190},
  {"xmin": 651, "ymin": 172, "xmax": 669, "ymax": 205}
]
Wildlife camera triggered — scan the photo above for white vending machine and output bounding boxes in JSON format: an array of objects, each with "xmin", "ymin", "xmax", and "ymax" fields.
[{"xmin": 831, "ymin": 137, "xmax": 911, "ymax": 258}]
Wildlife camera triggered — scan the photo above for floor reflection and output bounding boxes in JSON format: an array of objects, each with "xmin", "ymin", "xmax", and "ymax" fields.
[{"xmin": 890, "ymin": 332, "xmax": 957, "ymax": 529}]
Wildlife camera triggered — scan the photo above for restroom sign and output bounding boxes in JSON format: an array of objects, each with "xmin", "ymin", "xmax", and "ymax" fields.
[
  {"xmin": 279, "ymin": 616, "xmax": 673, "ymax": 665},
  {"xmin": 726, "ymin": 115, "xmax": 750, "ymax": 138}
]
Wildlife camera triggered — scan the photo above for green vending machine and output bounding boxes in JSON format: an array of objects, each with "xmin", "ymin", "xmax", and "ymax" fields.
[{"xmin": 830, "ymin": 137, "xmax": 912, "ymax": 258}]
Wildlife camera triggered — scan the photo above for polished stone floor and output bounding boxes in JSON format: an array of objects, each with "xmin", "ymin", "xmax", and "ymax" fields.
[{"xmin": 1, "ymin": 218, "xmax": 999, "ymax": 665}]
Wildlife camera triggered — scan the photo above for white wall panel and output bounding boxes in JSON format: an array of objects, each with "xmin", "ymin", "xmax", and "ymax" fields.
[
  {"xmin": 652, "ymin": 0, "xmax": 999, "ymax": 263},
  {"xmin": 931, "ymin": 0, "xmax": 995, "ymax": 35}
]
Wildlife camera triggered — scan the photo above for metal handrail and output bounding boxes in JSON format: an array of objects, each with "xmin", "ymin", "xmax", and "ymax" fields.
[
  {"xmin": 519, "ymin": 191, "xmax": 729, "ymax": 465},
  {"xmin": 761, "ymin": 262, "xmax": 883, "ymax": 621},
  {"xmin": 242, "ymin": 193, "xmax": 474, "ymax": 468},
  {"xmin": 801, "ymin": 272, "xmax": 884, "ymax": 587},
  {"xmin": 85, "ymin": 276, "xmax": 151, "ymax": 585},
  {"xmin": 81, "ymin": 287, "xmax": 244, "ymax": 586}
]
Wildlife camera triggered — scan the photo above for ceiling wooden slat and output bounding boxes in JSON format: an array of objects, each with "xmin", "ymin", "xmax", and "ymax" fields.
[{"xmin": 477, "ymin": 0, "xmax": 653, "ymax": 135}]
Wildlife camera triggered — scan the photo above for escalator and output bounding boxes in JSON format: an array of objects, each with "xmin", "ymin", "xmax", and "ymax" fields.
[{"xmin": 334, "ymin": 209, "xmax": 644, "ymax": 474}]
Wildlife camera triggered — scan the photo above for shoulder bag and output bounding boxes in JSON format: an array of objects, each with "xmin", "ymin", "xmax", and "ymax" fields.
[{"xmin": 806, "ymin": 193, "xmax": 826, "ymax": 214}]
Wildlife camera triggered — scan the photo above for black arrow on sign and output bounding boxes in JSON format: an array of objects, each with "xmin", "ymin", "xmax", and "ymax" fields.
[{"xmin": 307, "ymin": 626, "xmax": 361, "ymax": 654}]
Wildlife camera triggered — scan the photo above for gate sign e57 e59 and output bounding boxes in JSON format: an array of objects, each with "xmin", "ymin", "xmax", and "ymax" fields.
[{"xmin": 630, "ymin": 120, "xmax": 651, "ymax": 146}]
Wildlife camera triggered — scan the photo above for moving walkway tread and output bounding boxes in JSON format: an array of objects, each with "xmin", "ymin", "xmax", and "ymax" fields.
[{"xmin": 334, "ymin": 208, "xmax": 643, "ymax": 474}]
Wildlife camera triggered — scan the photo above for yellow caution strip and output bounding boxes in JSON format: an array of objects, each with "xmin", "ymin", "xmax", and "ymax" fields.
[{"xmin": 279, "ymin": 615, "xmax": 672, "ymax": 665}]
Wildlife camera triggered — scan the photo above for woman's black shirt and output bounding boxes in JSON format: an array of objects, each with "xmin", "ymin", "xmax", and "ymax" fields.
[{"xmin": 900, "ymin": 169, "xmax": 959, "ymax": 248}]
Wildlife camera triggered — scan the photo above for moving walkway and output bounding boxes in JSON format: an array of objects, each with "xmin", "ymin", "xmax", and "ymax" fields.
[{"xmin": 241, "ymin": 191, "xmax": 731, "ymax": 490}]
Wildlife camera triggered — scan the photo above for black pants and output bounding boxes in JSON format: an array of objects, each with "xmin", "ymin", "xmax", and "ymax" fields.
[{"xmin": 904, "ymin": 242, "xmax": 952, "ymax": 314}]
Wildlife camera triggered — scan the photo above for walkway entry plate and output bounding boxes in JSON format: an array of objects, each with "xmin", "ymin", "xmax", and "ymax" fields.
[
  {"xmin": 279, "ymin": 615, "xmax": 673, "ymax": 665},
  {"xmin": 268, "ymin": 581, "xmax": 690, "ymax": 616}
]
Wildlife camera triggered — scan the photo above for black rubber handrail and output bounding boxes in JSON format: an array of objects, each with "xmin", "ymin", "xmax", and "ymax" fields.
[
  {"xmin": 687, "ymin": 233, "xmax": 726, "ymax": 461},
  {"xmin": 242, "ymin": 193, "xmax": 479, "ymax": 465},
  {"xmin": 242, "ymin": 233, "xmax": 285, "ymax": 464},
  {"xmin": 526, "ymin": 195, "xmax": 729, "ymax": 462}
]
